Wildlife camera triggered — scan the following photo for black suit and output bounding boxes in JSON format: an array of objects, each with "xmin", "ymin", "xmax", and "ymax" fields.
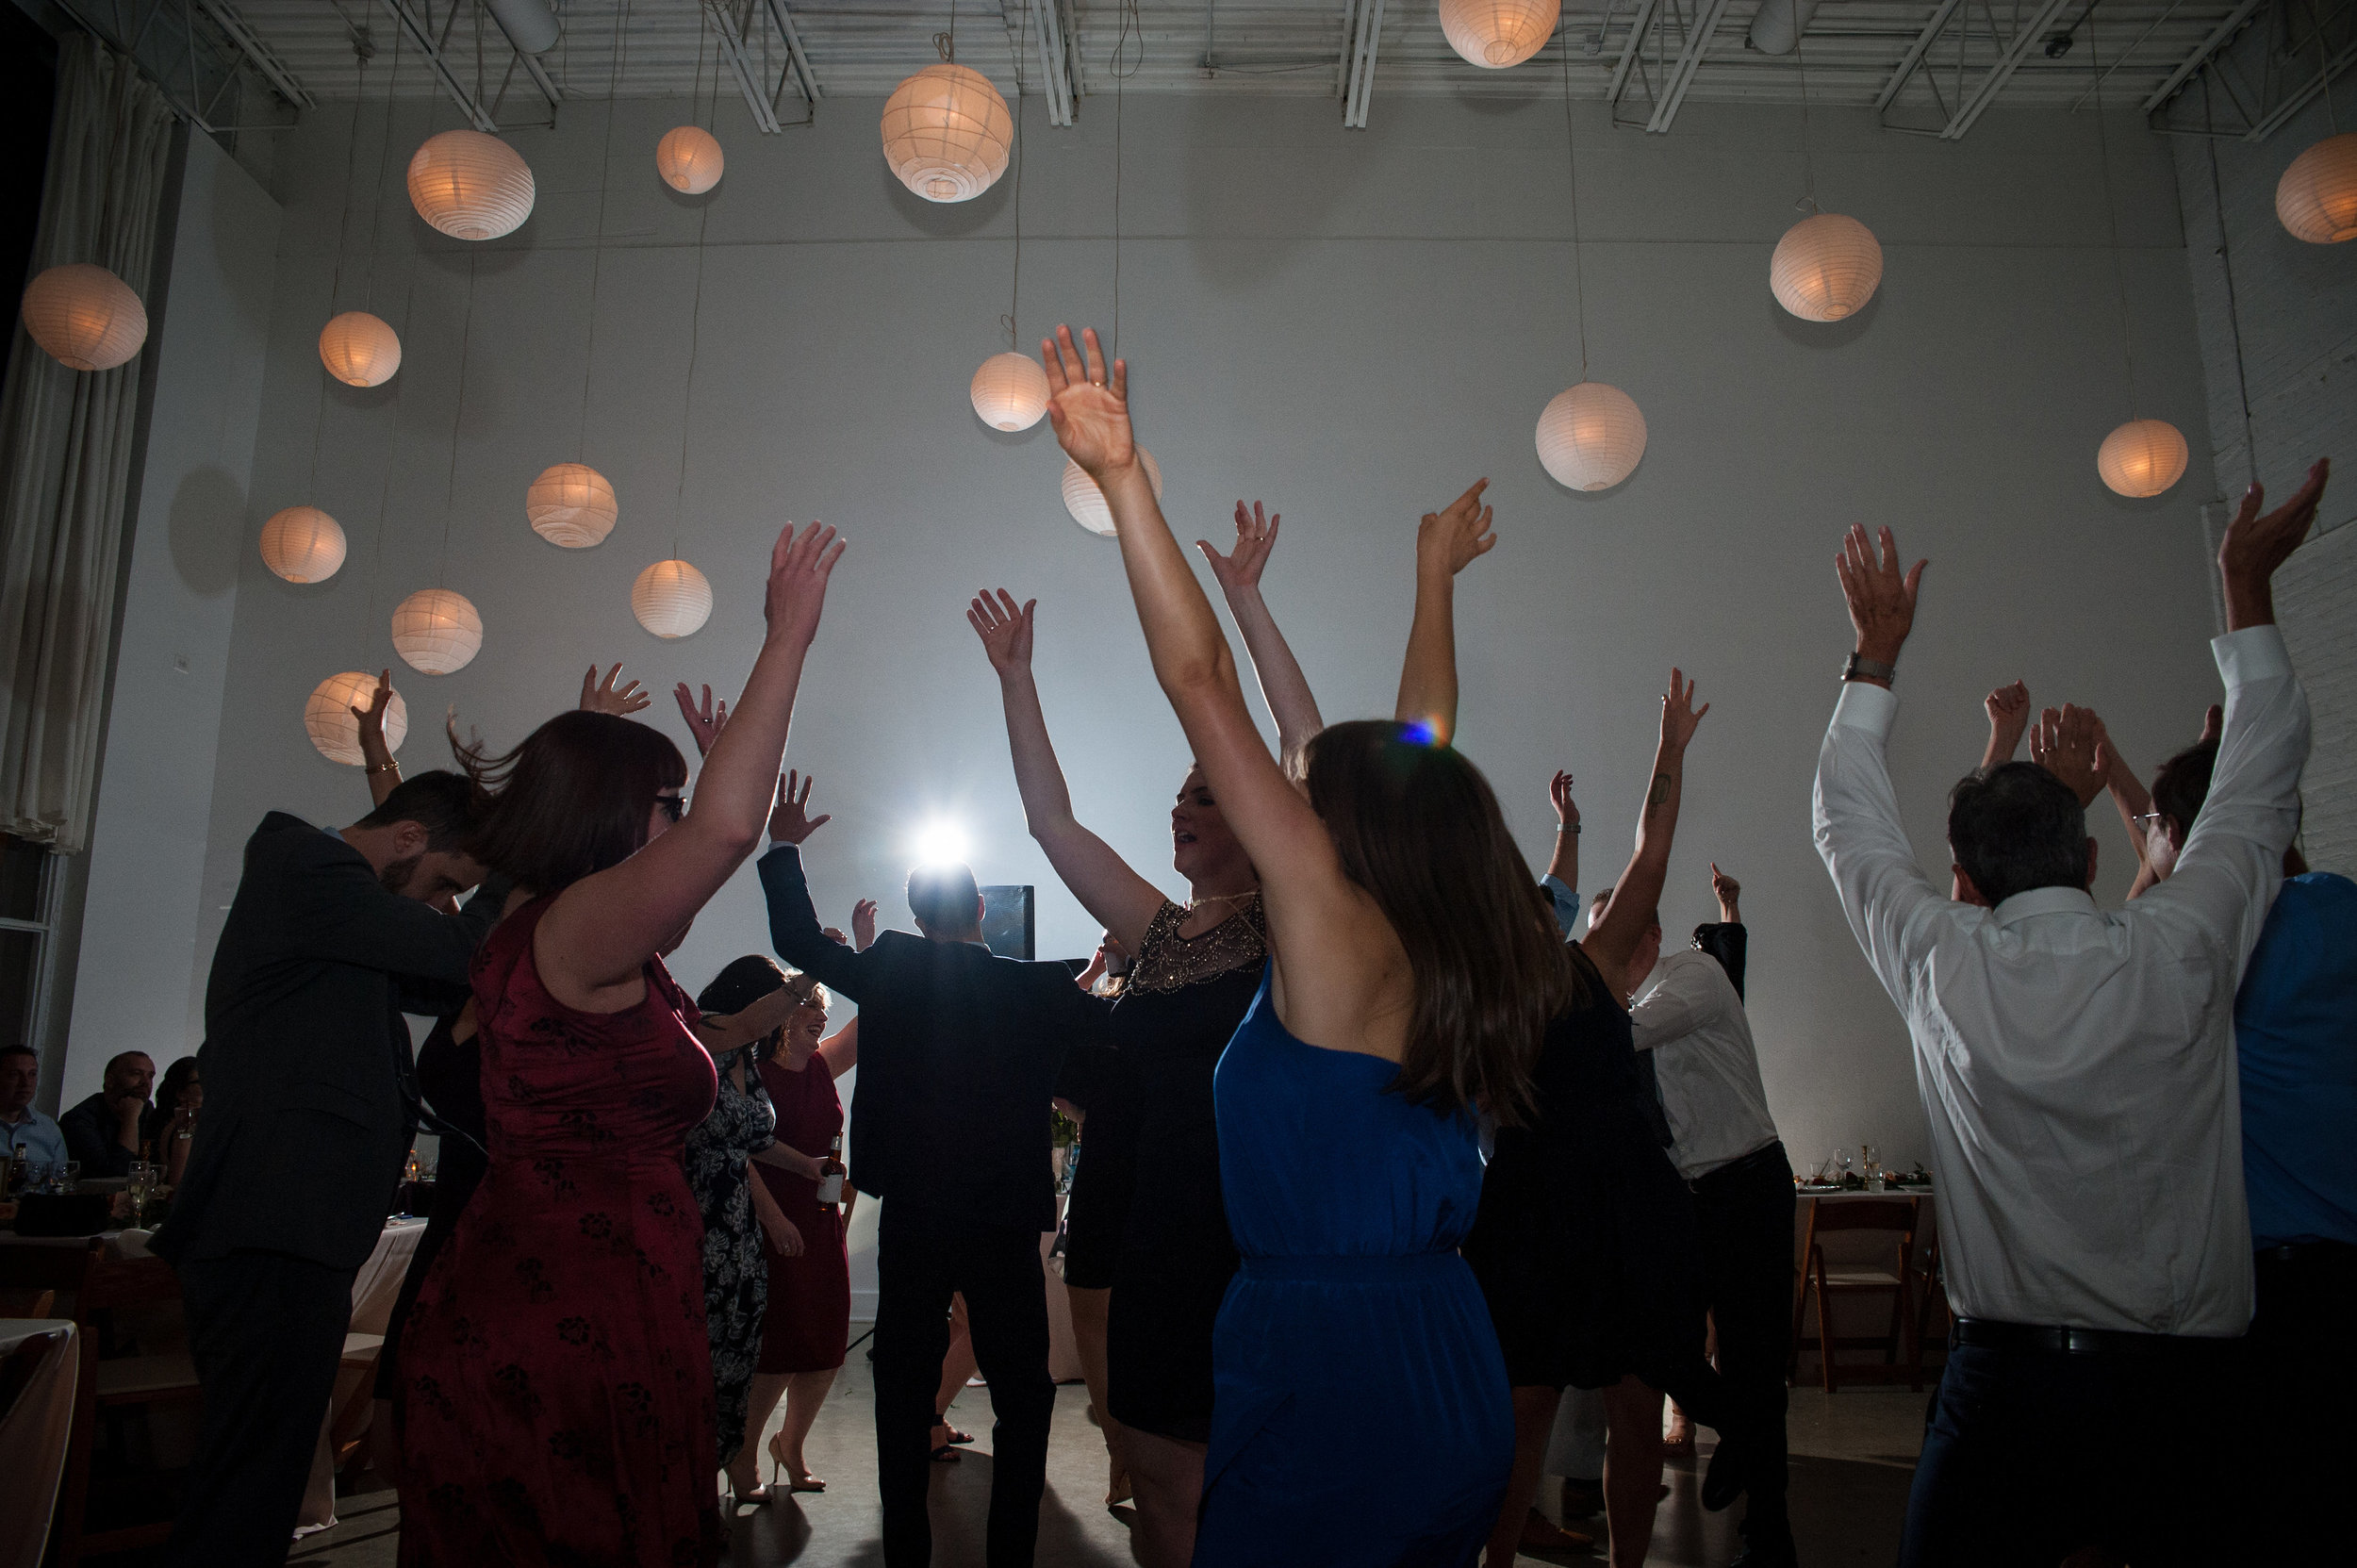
[
  {"xmin": 59, "ymin": 1090, "xmax": 144, "ymax": 1178},
  {"xmin": 762, "ymin": 846, "xmax": 1104, "ymax": 1567},
  {"xmin": 153, "ymin": 813, "xmax": 501, "ymax": 1567}
]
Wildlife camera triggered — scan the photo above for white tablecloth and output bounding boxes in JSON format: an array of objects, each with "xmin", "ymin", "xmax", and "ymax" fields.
[
  {"xmin": 299, "ymin": 1219, "xmax": 425, "ymax": 1529},
  {"xmin": 0, "ymin": 1318, "xmax": 78, "ymax": 1568}
]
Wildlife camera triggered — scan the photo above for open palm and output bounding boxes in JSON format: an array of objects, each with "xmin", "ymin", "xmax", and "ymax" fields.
[
  {"xmin": 1042, "ymin": 325, "xmax": 1135, "ymax": 478},
  {"xmin": 966, "ymin": 588, "xmax": 1036, "ymax": 675}
]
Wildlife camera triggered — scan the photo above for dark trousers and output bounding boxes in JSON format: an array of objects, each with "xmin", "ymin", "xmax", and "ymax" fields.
[
  {"xmin": 1690, "ymin": 1141, "xmax": 1793, "ymax": 1541},
  {"xmin": 163, "ymin": 1249, "xmax": 356, "ymax": 1568},
  {"xmin": 1901, "ymin": 1333, "xmax": 2236, "ymax": 1567},
  {"xmin": 874, "ymin": 1202, "xmax": 1056, "ymax": 1567},
  {"xmin": 2246, "ymin": 1241, "xmax": 2357, "ymax": 1561}
]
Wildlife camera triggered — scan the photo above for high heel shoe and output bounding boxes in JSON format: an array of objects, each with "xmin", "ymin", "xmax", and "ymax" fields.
[{"xmin": 768, "ymin": 1429, "xmax": 827, "ymax": 1493}]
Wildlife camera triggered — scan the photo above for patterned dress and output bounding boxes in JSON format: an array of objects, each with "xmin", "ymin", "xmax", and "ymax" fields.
[
  {"xmin": 396, "ymin": 897, "xmax": 723, "ymax": 1568},
  {"xmin": 685, "ymin": 1045, "xmax": 776, "ymax": 1465}
]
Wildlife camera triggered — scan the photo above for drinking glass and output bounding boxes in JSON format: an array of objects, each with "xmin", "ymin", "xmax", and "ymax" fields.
[
  {"xmin": 126, "ymin": 1161, "xmax": 157, "ymax": 1224},
  {"xmin": 61, "ymin": 1160, "xmax": 80, "ymax": 1193},
  {"xmin": 26, "ymin": 1162, "xmax": 53, "ymax": 1195},
  {"xmin": 1862, "ymin": 1144, "xmax": 1886, "ymax": 1193}
]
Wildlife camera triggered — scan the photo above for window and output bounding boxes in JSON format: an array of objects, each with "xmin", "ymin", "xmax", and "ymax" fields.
[{"xmin": 0, "ymin": 835, "xmax": 57, "ymax": 1053}]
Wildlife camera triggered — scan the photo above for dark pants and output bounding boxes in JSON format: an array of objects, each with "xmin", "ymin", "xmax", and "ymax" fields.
[
  {"xmin": 1690, "ymin": 1141, "xmax": 1793, "ymax": 1543},
  {"xmin": 163, "ymin": 1249, "xmax": 356, "ymax": 1568},
  {"xmin": 1901, "ymin": 1331, "xmax": 2236, "ymax": 1567},
  {"xmin": 874, "ymin": 1201, "xmax": 1056, "ymax": 1567},
  {"xmin": 2246, "ymin": 1241, "xmax": 2357, "ymax": 1560}
]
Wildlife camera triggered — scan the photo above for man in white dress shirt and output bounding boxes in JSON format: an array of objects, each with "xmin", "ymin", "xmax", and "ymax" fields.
[{"xmin": 1811, "ymin": 459, "xmax": 2327, "ymax": 1566}]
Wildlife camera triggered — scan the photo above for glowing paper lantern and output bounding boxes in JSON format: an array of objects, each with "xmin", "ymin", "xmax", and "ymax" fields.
[
  {"xmin": 318, "ymin": 311, "xmax": 403, "ymax": 387},
  {"xmin": 1536, "ymin": 382, "xmax": 1647, "ymax": 491},
  {"xmin": 306, "ymin": 670, "xmax": 409, "ymax": 765},
  {"xmin": 1062, "ymin": 451, "xmax": 1164, "ymax": 537},
  {"xmin": 881, "ymin": 65, "xmax": 1014, "ymax": 204},
  {"xmin": 1439, "ymin": 0, "xmax": 1561, "ymax": 68},
  {"xmin": 633, "ymin": 559, "xmax": 713, "ymax": 638},
  {"xmin": 656, "ymin": 125, "xmax": 725, "ymax": 194},
  {"xmin": 526, "ymin": 463, "xmax": 618, "ymax": 547},
  {"xmin": 259, "ymin": 506, "xmax": 348, "ymax": 583},
  {"xmin": 390, "ymin": 587, "xmax": 484, "ymax": 674},
  {"xmin": 20, "ymin": 262, "xmax": 147, "ymax": 371},
  {"xmin": 971, "ymin": 352, "xmax": 1051, "ymax": 431},
  {"xmin": 1771, "ymin": 212, "xmax": 1884, "ymax": 322},
  {"xmin": 2276, "ymin": 133, "xmax": 2357, "ymax": 244},
  {"xmin": 406, "ymin": 130, "xmax": 536, "ymax": 240},
  {"xmin": 2097, "ymin": 419, "xmax": 2188, "ymax": 499}
]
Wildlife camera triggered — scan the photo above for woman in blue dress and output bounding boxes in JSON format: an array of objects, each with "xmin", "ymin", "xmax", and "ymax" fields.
[{"xmin": 1040, "ymin": 324, "xmax": 1574, "ymax": 1566}]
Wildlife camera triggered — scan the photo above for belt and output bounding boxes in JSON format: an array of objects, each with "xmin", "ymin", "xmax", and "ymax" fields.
[
  {"xmin": 2255, "ymin": 1239, "xmax": 2357, "ymax": 1266},
  {"xmin": 1239, "ymin": 1252, "xmax": 1463, "ymax": 1284},
  {"xmin": 1689, "ymin": 1139, "xmax": 1788, "ymax": 1194},
  {"xmin": 1950, "ymin": 1317, "xmax": 2239, "ymax": 1359}
]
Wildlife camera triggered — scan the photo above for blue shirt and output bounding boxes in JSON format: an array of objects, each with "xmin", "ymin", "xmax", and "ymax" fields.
[
  {"xmin": 2, "ymin": 1107, "xmax": 70, "ymax": 1170},
  {"xmin": 2237, "ymin": 872, "xmax": 2357, "ymax": 1249}
]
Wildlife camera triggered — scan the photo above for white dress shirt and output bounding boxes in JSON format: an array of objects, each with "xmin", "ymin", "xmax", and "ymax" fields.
[
  {"xmin": 1812, "ymin": 626, "xmax": 2309, "ymax": 1338},
  {"xmin": 1631, "ymin": 949, "xmax": 1781, "ymax": 1181}
]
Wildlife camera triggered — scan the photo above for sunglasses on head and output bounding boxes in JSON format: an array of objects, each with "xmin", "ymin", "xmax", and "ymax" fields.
[{"xmin": 655, "ymin": 794, "xmax": 685, "ymax": 823}]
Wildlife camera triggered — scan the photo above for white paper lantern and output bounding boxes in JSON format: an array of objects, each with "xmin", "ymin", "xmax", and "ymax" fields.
[
  {"xmin": 971, "ymin": 352, "xmax": 1051, "ymax": 432},
  {"xmin": 2097, "ymin": 419, "xmax": 2188, "ymax": 499},
  {"xmin": 527, "ymin": 463, "xmax": 618, "ymax": 547},
  {"xmin": 407, "ymin": 130, "xmax": 536, "ymax": 240},
  {"xmin": 306, "ymin": 670, "xmax": 409, "ymax": 765},
  {"xmin": 633, "ymin": 559, "xmax": 713, "ymax": 638},
  {"xmin": 1536, "ymin": 382, "xmax": 1647, "ymax": 491},
  {"xmin": 1062, "ymin": 452, "xmax": 1164, "ymax": 537},
  {"xmin": 20, "ymin": 262, "xmax": 147, "ymax": 371},
  {"xmin": 1439, "ymin": 0, "xmax": 1561, "ymax": 68},
  {"xmin": 318, "ymin": 310, "xmax": 403, "ymax": 387},
  {"xmin": 391, "ymin": 587, "xmax": 485, "ymax": 674},
  {"xmin": 881, "ymin": 65, "xmax": 1014, "ymax": 204},
  {"xmin": 656, "ymin": 125, "xmax": 725, "ymax": 194},
  {"xmin": 1771, "ymin": 212, "xmax": 1884, "ymax": 322},
  {"xmin": 2276, "ymin": 132, "xmax": 2357, "ymax": 244},
  {"xmin": 259, "ymin": 505, "xmax": 348, "ymax": 584}
]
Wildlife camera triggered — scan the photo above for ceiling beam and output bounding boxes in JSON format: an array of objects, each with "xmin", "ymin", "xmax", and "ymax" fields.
[
  {"xmin": 2245, "ymin": 33, "xmax": 2357, "ymax": 139},
  {"xmin": 192, "ymin": 0, "xmax": 313, "ymax": 107},
  {"xmin": 758, "ymin": 0, "xmax": 822, "ymax": 104},
  {"xmin": 707, "ymin": 2, "xmax": 782, "ymax": 133},
  {"xmin": 380, "ymin": 0, "xmax": 496, "ymax": 131},
  {"xmin": 1343, "ymin": 0, "xmax": 1386, "ymax": 128},
  {"xmin": 1940, "ymin": 0, "xmax": 2077, "ymax": 139},
  {"xmin": 2140, "ymin": 0, "xmax": 2267, "ymax": 112},
  {"xmin": 1874, "ymin": 0, "xmax": 1963, "ymax": 113},
  {"xmin": 1029, "ymin": 0, "xmax": 1074, "ymax": 124},
  {"xmin": 1607, "ymin": 0, "xmax": 1662, "ymax": 107},
  {"xmin": 1644, "ymin": 0, "xmax": 1736, "ymax": 133}
]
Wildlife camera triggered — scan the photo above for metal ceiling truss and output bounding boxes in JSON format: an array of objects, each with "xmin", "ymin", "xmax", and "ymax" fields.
[
  {"xmin": 1339, "ymin": 0, "xmax": 1389, "ymax": 127},
  {"xmin": 1876, "ymin": 0, "xmax": 2081, "ymax": 138},
  {"xmin": 49, "ymin": 0, "xmax": 309, "ymax": 135},
  {"xmin": 1024, "ymin": 0, "xmax": 1078, "ymax": 124},
  {"xmin": 2148, "ymin": 0, "xmax": 2355, "ymax": 139},
  {"xmin": 376, "ymin": 0, "xmax": 557, "ymax": 131},
  {"xmin": 1609, "ymin": 0, "xmax": 1740, "ymax": 134}
]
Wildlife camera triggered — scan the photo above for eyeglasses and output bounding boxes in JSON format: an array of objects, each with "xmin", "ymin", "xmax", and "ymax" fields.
[
  {"xmin": 655, "ymin": 794, "xmax": 685, "ymax": 823},
  {"xmin": 2131, "ymin": 812, "xmax": 2167, "ymax": 834}
]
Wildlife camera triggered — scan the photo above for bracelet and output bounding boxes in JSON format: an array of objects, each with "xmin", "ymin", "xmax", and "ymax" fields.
[
  {"xmin": 368, "ymin": 760, "xmax": 401, "ymax": 775},
  {"xmin": 1842, "ymin": 652, "xmax": 1898, "ymax": 684},
  {"xmin": 1555, "ymin": 823, "xmax": 1580, "ymax": 834}
]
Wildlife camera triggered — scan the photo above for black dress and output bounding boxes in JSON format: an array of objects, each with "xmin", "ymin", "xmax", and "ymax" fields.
[
  {"xmin": 376, "ymin": 1014, "xmax": 487, "ymax": 1405},
  {"xmin": 1105, "ymin": 898, "xmax": 1265, "ymax": 1444},
  {"xmin": 1055, "ymin": 1032, "xmax": 1139, "ymax": 1292},
  {"xmin": 1462, "ymin": 946, "xmax": 1727, "ymax": 1421}
]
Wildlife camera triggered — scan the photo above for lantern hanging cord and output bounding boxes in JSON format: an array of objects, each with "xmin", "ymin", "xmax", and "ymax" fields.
[
  {"xmin": 441, "ymin": 253, "xmax": 479, "ymax": 588},
  {"xmin": 327, "ymin": 50, "xmax": 365, "ymax": 312},
  {"xmin": 1558, "ymin": 15, "xmax": 1590, "ymax": 378},
  {"xmin": 1795, "ymin": 41, "xmax": 1817, "ymax": 211},
  {"xmin": 368, "ymin": 272, "xmax": 422, "ymax": 642},
  {"xmin": 936, "ymin": 0, "xmax": 956, "ymax": 61},
  {"xmin": 1112, "ymin": 0, "xmax": 1143, "ymax": 358},
  {"xmin": 580, "ymin": 0, "xmax": 632, "ymax": 459},
  {"xmin": 1005, "ymin": 1, "xmax": 1027, "ymax": 352},
  {"xmin": 363, "ymin": 14, "xmax": 402, "ymax": 312},
  {"xmin": 674, "ymin": 200, "xmax": 713, "ymax": 557},
  {"xmin": 2201, "ymin": 71, "xmax": 2257, "ymax": 486},
  {"xmin": 2085, "ymin": 18, "xmax": 2141, "ymax": 418}
]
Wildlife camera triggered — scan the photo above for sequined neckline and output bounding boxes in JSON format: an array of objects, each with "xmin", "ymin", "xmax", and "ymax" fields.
[{"xmin": 1126, "ymin": 895, "xmax": 1269, "ymax": 995}]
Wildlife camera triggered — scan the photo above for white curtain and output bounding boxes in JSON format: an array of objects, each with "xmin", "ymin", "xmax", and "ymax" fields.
[{"xmin": 0, "ymin": 35, "xmax": 175, "ymax": 851}]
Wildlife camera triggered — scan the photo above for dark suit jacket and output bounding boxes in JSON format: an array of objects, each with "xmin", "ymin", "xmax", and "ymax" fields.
[
  {"xmin": 760, "ymin": 845, "xmax": 1106, "ymax": 1233},
  {"xmin": 153, "ymin": 813, "xmax": 502, "ymax": 1272},
  {"xmin": 1690, "ymin": 921, "xmax": 1748, "ymax": 999},
  {"xmin": 60, "ymin": 1091, "xmax": 144, "ymax": 1178}
]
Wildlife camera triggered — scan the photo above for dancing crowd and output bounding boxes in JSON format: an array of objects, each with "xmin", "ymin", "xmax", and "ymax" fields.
[{"xmin": 131, "ymin": 322, "xmax": 2345, "ymax": 1568}]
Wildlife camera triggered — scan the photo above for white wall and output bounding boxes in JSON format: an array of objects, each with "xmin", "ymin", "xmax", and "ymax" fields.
[{"xmin": 172, "ymin": 91, "xmax": 2227, "ymax": 1240}]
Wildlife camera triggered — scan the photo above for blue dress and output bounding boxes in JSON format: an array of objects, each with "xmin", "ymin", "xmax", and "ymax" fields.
[{"xmin": 1193, "ymin": 966, "xmax": 1514, "ymax": 1567}]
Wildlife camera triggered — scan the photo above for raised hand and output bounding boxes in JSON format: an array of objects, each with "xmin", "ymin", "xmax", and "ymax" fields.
[
  {"xmin": 1417, "ymin": 479, "xmax": 1497, "ymax": 579},
  {"xmin": 765, "ymin": 520, "xmax": 847, "ymax": 650},
  {"xmin": 851, "ymin": 898, "xmax": 879, "ymax": 952},
  {"xmin": 966, "ymin": 589, "xmax": 1037, "ymax": 677},
  {"xmin": 1040, "ymin": 325, "xmax": 1134, "ymax": 479},
  {"xmin": 671, "ymin": 684, "xmax": 730, "ymax": 758},
  {"xmin": 1835, "ymin": 525, "xmax": 1926, "ymax": 668},
  {"xmin": 2217, "ymin": 459, "xmax": 2328, "ymax": 630},
  {"xmin": 1710, "ymin": 862, "xmax": 1741, "ymax": 916},
  {"xmin": 1198, "ymin": 501, "xmax": 1282, "ymax": 593},
  {"xmin": 1550, "ymin": 769, "xmax": 1580, "ymax": 830},
  {"xmin": 767, "ymin": 769, "xmax": 832, "ymax": 846},
  {"xmin": 2030, "ymin": 704, "xmax": 2105, "ymax": 807},
  {"xmin": 580, "ymin": 663, "xmax": 651, "ymax": 717},
  {"xmin": 1659, "ymin": 668, "xmax": 1710, "ymax": 752},
  {"xmin": 2199, "ymin": 702, "xmax": 2224, "ymax": 745},
  {"xmin": 350, "ymin": 668, "xmax": 396, "ymax": 737}
]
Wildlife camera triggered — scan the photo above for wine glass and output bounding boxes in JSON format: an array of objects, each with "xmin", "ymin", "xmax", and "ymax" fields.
[{"xmin": 126, "ymin": 1160, "xmax": 157, "ymax": 1225}]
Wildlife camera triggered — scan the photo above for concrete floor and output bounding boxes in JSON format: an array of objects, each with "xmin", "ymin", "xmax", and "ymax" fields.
[{"xmin": 279, "ymin": 1365, "xmax": 1928, "ymax": 1567}]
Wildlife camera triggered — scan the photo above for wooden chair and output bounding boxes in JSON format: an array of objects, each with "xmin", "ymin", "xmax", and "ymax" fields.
[
  {"xmin": 0, "ymin": 1285, "xmax": 59, "ymax": 1318},
  {"xmin": 1914, "ymin": 1235, "xmax": 1952, "ymax": 1362},
  {"xmin": 1788, "ymin": 1197, "xmax": 1925, "ymax": 1393}
]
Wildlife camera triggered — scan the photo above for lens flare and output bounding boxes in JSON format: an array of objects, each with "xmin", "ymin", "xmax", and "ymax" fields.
[{"xmin": 911, "ymin": 819, "xmax": 970, "ymax": 867}]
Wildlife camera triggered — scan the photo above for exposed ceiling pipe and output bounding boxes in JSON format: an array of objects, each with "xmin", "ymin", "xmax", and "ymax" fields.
[
  {"xmin": 485, "ymin": 0, "xmax": 560, "ymax": 55},
  {"xmin": 1747, "ymin": 0, "xmax": 1821, "ymax": 56}
]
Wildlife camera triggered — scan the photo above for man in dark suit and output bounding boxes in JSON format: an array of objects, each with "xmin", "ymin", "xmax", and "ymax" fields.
[
  {"xmin": 761, "ymin": 787, "xmax": 1104, "ymax": 1568},
  {"xmin": 154, "ymin": 773, "xmax": 502, "ymax": 1566},
  {"xmin": 58, "ymin": 1049, "xmax": 154, "ymax": 1177}
]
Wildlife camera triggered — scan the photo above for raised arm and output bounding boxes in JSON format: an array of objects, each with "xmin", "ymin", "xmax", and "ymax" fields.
[
  {"xmin": 967, "ymin": 588, "xmax": 1165, "ymax": 953},
  {"xmin": 1393, "ymin": 480, "xmax": 1497, "ymax": 749},
  {"xmin": 1541, "ymin": 770, "xmax": 1581, "ymax": 933},
  {"xmin": 1980, "ymin": 681, "xmax": 2028, "ymax": 771},
  {"xmin": 354, "ymin": 670, "xmax": 402, "ymax": 807},
  {"xmin": 1583, "ymin": 670, "xmax": 1708, "ymax": 995},
  {"xmin": 1199, "ymin": 500, "xmax": 1326, "ymax": 767},
  {"xmin": 579, "ymin": 663, "xmax": 652, "ymax": 717},
  {"xmin": 537, "ymin": 522, "xmax": 843, "ymax": 1006},
  {"xmin": 693, "ymin": 981, "xmax": 806, "ymax": 1056},
  {"xmin": 757, "ymin": 775, "xmax": 875, "ymax": 999}
]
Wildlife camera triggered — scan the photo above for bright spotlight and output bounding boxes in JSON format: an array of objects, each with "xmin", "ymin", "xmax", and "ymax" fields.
[{"xmin": 911, "ymin": 818, "xmax": 970, "ymax": 867}]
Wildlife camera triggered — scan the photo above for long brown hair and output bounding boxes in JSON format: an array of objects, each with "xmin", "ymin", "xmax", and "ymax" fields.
[
  {"xmin": 1301, "ymin": 719, "xmax": 1571, "ymax": 1126},
  {"xmin": 457, "ymin": 710, "xmax": 688, "ymax": 894}
]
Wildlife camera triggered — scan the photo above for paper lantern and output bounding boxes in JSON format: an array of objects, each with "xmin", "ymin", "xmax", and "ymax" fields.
[
  {"xmin": 406, "ymin": 130, "xmax": 536, "ymax": 240},
  {"xmin": 1536, "ymin": 382, "xmax": 1647, "ymax": 491},
  {"xmin": 2097, "ymin": 419, "xmax": 2187, "ymax": 499},
  {"xmin": 633, "ymin": 559, "xmax": 713, "ymax": 638},
  {"xmin": 1062, "ymin": 452, "xmax": 1164, "ymax": 537},
  {"xmin": 20, "ymin": 262, "xmax": 147, "ymax": 371},
  {"xmin": 259, "ymin": 505, "xmax": 348, "ymax": 583},
  {"xmin": 390, "ymin": 587, "xmax": 484, "ymax": 674},
  {"xmin": 2276, "ymin": 133, "xmax": 2357, "ymax": 244},
  {"xmin": 881, "ymin": 65, "xmax": 1014, "ymax": 204},
  {"xmin": 971, "ymin": 353, "xmax": 1051, "ymax": 432},
  {"xmin": 1771, "ymin": 212, "xmax": 1884, "ymax": 322},
  {"xmin": 306, "ymin": 671, "xmax": 409, "ymax": 765},
  {"xmin": 526, "ymin": 463, "xmax": 618, "ymax": 547},
  {"xmin": 1439, "ymin": 0, "xmax": 1560, "ymax": 68},
  {"xmin": 656, "ymin": 125, "xmax": 725, "ymax": 194},
  {"xmin": 318, "ymin": 310, "xmax": 402, "ymax": 387}
]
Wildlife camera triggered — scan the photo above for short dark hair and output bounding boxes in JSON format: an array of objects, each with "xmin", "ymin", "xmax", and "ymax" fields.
[
  {"xmin": 458, "ymin": 712, "xmax": 688, "ymax": 895},
  {"xmin": 907, "ymin": 863, "xmax": 981, "ymax": 932},
  {"xmin": 1948, "ymin": 762, "xmax": 2090, "ymax": 907},
  {"xmin": 2149, "ymin": 739, "xmax": 2219, "ymax": 840},
  {"xmin": 0, "ymin": 1045, "xmax": 35, "ymax": 1067},
  {"xmin": 105, "ymin": 1050, "xmax": 152, "ymax": 1076},
  {"xmin": 354, "ymin": 771, "xmax": 480, "ymax": 851}
]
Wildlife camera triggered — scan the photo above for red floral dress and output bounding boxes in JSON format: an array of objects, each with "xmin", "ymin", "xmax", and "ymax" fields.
[{"xmin": 397, "ymin": 898, "xmax": 722, "ymax": 1568}]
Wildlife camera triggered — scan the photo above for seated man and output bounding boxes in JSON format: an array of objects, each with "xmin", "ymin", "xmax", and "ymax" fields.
[
  {"xmin": 1811, "ymin": 460, "xmax": 2327, "ymax": 1566},
  {"xmin": 59, "ymin": 1050, "xmax": 153, "ymax": 1178},
  {"xmin": 1, "ymin": 1044, "xmax": 68, "ymax": 1173}
]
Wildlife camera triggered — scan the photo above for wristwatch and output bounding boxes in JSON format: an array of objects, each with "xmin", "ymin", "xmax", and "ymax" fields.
[
  {"xmin": 1841, "ymin": 652, "xmax": 1897, "ymax": 684},
  {"xmin": 1555, "ymin": 823, "xmax": 1580, "ymax": 835}
]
